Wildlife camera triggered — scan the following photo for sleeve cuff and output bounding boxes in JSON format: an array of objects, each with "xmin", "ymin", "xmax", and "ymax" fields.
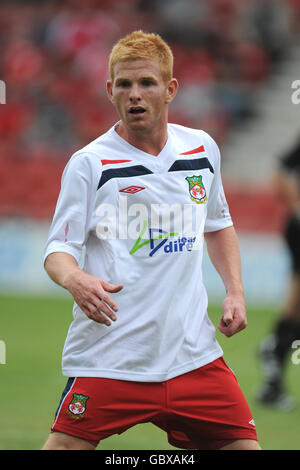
[
  {"xmin": 204, "ymin": 219, "xmax": 233, "ymax": 233},
  {"xmin": 43, "ymin": 243, "xmax": 82, "ymax": 265}
]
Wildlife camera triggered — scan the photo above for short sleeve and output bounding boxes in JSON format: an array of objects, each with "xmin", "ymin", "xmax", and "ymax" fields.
[
  {"xmin": 203, "ymin": 133, "xmax": 233, "ymax": 232},
  {"xmin": 44, "ymin": 153, "xmax": 95, "ymax": 264}
]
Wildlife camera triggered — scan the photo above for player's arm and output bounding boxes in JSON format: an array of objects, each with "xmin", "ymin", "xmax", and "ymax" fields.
[
  {"xmin": 204, "ymin": 225, "xmax": 247, "ymax": 338},
  {"xmin": 44, "ymin": 154, "xmax": 123, "ymax": 326},
  {"xmin": 272, "ymin": 168, "xmax": 299, "ymax": 212},
  {"xmin": 274, "ymin": 140, "xmax": 300, "ymax": 212},
  {"xmin": 44, "ymin": 251, "xmax": 123, "ymax": 326}
]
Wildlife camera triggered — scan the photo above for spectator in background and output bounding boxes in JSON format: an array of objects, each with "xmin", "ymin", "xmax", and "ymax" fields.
[{"xmin": 257, "ymin": 136, "xmax": 300, "ymax": 410}]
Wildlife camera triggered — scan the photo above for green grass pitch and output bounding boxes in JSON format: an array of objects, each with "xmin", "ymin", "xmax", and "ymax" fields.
[{"xmin": 0, "ymin": 293, "xmax": 300, "ymax": 450}]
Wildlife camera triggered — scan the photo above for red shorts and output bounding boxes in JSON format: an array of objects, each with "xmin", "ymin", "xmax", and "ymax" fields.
[{"xmin": 51, "ymin": 357, "xmax": 257, "ymax": 450}]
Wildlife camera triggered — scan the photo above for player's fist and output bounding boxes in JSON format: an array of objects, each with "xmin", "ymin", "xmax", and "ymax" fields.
[{"xmin": 218, "ymin": 294, "xmax": 247, "ymax": 338}]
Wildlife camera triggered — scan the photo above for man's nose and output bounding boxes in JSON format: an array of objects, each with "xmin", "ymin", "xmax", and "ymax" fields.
[{"xmin": 129, "ymin": 84, "xmax": 141, "ymax": 102}]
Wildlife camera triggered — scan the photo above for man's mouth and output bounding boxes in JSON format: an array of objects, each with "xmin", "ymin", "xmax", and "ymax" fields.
[{"xmin": 128, "ymin": 106, "xmax": 146, "ymax": 115}]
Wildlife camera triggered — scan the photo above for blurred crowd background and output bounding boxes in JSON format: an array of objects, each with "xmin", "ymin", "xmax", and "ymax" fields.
[
  {"xmin": 0, "ymin": 0, "xmax": 299, "ymax": 220},
  {"xmin": 0, "ymin": 0, "xmax": 299, "ymax": 300}
]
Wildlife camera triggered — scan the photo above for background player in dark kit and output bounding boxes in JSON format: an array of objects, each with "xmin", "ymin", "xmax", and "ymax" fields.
[{"xmin": 257, "ymin": 136, "xmax": 300, "ymax": 409}]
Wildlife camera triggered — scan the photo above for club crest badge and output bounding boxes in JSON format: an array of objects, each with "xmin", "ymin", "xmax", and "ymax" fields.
[
  {"xmin": 67, "ymin": 393, "xmax": 89, "ymax": 419},
  {"xmin": 186, "ymin": 175, "xmax": 207, "ymax": 204}
]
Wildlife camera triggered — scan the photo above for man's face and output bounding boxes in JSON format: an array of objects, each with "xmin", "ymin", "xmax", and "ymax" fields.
[{"xmin": 107, "ymin": 59, "xmax": 178, "ymax": 134}]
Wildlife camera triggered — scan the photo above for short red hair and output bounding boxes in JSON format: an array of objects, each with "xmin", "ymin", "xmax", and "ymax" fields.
[{"xmin": 109, "ymin": 30, "xmax": 174, "ymax": 83}]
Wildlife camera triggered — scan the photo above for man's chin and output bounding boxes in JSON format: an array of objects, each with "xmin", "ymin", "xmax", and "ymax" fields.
[{"xmin": 127, "ymin": 120, "xmax": 150, "ymax": 132}]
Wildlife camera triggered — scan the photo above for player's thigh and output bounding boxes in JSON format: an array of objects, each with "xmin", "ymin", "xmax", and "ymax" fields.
[
  {"xmin": 285, "ymin": 216, "xmax": 300, "ymax": 282},
  {"xmin": 49, "ymin": 376, "xmax": 162, "ymax": 447},
  {"xmin": 42, "ymin": 431, "xmax": 95, "ymax": 450},
  {"xmin": 220, "ymin": 439, "xmax": 261, "ymax": 450},
  {"xmin": 285, "ymin": 273, "xmax": 300, "ymax": 318},
  {"xmin": 165, "ymin": 357, "xmax": 258, "ymax": 450}
]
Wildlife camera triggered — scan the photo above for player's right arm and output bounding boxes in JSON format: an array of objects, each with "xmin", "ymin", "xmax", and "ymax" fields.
[
  {"xmin": 44, "ymin": 153, "xmax": 123, "ymax": 325},
  {"xmin": 44, "ymin": 252, "xmax": 123, "ymax": 326}
]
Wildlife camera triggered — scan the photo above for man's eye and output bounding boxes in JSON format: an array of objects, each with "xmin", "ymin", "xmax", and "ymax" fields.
[
  {"xmin": 117, "ymin": 81, "xmax": 130, "ymax": 88},
  {"xmin": 141, "ymin": 80, "xmax": 154, "ymax": 86}
]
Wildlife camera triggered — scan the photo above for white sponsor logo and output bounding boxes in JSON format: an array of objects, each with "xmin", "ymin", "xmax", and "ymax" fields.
[{"xmin": 96, "ymin": 198, "xmax": 205, "ymax": 251}]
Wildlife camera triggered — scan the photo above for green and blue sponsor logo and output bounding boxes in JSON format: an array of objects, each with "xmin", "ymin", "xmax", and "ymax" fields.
[{"xmin": 130, "ymin": 220, "xmax": 196, "ymax": 256}]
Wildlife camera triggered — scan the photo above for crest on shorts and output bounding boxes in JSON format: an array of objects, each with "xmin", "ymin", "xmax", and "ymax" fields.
[
  {"xmin": 186, "ymin": 175, "xmax": 207, "ymax": 204},
  {"xmin": 67, "ymin": 393, "xmax": 89, "ymax": 419}
]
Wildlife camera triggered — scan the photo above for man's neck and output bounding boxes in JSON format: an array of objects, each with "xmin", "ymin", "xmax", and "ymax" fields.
[{"xmin": 115, "ymin": 122, "xmax": 168, "ymax": 156}]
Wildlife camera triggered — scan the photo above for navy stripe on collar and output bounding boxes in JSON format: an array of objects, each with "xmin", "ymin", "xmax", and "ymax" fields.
[
  {"xmin": 97, "ymin": 158, "xmax": 214, "ymax": 189},
  {"xmin": 97, "ymin": 165, "xmax": 153, "ymax": 189},
  {"xmin": 168, "ymin": 157, "xmax": 214, "ymax": 174}
]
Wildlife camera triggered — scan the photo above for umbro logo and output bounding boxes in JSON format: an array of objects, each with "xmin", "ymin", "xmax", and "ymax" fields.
[{"xmin": 119, "ymin": 186, "xmax": 145, "ymax": 194}]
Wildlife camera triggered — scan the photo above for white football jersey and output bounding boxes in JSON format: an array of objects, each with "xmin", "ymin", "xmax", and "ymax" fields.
[{"xmin": 44, "ymin": 122, "xmax": 233, "ymax": 381}]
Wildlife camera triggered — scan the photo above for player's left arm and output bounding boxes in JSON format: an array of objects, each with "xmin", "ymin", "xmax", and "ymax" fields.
[{"xmin": 204, "ymin": 225, "xmax": 247, "ymax": 338}]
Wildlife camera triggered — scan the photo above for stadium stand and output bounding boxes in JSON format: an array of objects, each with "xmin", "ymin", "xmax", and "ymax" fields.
[{"xmin": 0, "ymin": 0, "xmax": 299, "ymax": 228}]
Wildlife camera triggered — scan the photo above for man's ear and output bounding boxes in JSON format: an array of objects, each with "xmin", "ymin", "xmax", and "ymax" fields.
[
  {"xmin": 165, "ymin": 78, "xmax": 179, "ymax": 104},
  {"xmin": 106, "ymin": 80, "xmax": 114, "ymax": 104}
]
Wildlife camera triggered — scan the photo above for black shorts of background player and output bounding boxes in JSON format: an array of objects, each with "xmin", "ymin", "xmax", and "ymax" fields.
[{"xmin": 257, "ymin": 137, "xmax": 300, "ymax": 410}]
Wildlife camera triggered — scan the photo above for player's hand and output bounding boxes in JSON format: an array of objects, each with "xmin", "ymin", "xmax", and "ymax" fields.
[
  {"xmin": 64, "ymin": 268, "xmax": 123, "ymax": 326},
  {"xmin": 218, "ymin": 293, "xmax": 247, "ymax": 338}
]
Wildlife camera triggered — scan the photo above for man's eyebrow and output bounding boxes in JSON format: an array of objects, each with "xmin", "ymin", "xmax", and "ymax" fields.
[
  {"xmin": 140, "ymin": 76, "xmax": 157, "ymax": 81},
  {"xmin": 115, "ymin": 76, "xmax": 157, "ymax": 84},
  {"xmin": 115, "ymin": 77, "xmax": 131, "ymax": 84}
]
